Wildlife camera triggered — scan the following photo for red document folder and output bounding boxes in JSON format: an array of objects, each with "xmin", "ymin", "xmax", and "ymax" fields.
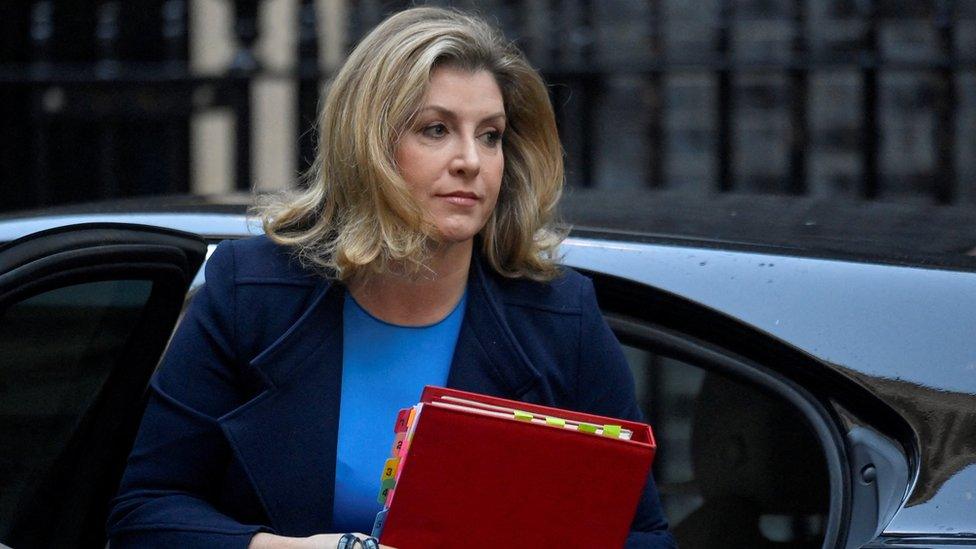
[{"xmin": 375, "ymin": 386, "xmax": 657, "ymax": 549}]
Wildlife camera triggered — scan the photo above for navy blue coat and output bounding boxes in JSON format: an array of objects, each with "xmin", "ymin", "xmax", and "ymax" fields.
[{"xmin": 107, "ymin": 236, "xmax": 675, "ymax": 548}]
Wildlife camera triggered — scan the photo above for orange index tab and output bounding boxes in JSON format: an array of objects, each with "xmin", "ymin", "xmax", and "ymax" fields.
[
  {"xmin": 403, "ymin": 406, "xmax": 420, "ymax": 444},
  {"xmin": 394, "ymin": 408, "xmax": 412, "ymax": 433}
]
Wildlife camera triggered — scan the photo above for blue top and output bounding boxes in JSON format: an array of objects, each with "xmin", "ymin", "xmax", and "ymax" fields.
[{"xmin": 332, "ymin": 290, "xmax": 466, "ymax": 532}]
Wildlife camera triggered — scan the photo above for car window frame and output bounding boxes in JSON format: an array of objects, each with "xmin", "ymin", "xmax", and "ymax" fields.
[{"xmin": 585, "ymin": 270, "xmax": 874, "ymax": 548}]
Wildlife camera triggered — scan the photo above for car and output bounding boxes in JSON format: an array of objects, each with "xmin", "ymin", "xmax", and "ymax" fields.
[{"xmin": 1, "ymin": 191, "xmax": 975, "ymax": 548}]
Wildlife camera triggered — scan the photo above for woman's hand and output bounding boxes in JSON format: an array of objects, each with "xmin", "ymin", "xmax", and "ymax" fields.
[{"xmin": 250, "ymin": 532, "xmax": 397, "ymax": 549}]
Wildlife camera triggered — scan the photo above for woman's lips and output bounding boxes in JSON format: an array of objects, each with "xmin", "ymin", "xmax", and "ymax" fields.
[{"xmin": 436, "ymin": 192, "xmax": 480, "ymax": 206}]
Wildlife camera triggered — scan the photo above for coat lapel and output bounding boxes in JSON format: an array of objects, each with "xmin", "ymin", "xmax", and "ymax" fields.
[
  {"xmin": 447, "ymin": 254, "xmax": 543, "ymax": 401},
  {"xmin": 216, "ymin": 251, "xmax": 543, "ymax": 536},
  {"xmin": 217, "ymin": 280, "xmax": 344, "ymax": 537}
]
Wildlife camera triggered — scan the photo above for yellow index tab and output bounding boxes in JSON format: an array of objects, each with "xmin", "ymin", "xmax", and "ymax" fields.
[
  {"xmin": 381, "ymin": 457, "xmax": 399, "ymax": 481},
  {"xmin": 545, "ymin": 416, "xmax": 566, "ymax": 427},
  {"xmin": 578, "ymin": 422, "xmax": 598, "ymax": 434},
  {"xmin": 602, "ymin": 424, "xmax": 622, "ymax": 438},
  {"xmin": 514, "ymin": 410, "xmax": 533, "ymax": 421}
]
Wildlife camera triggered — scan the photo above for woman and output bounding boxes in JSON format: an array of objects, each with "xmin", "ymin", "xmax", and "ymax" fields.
[{"xmin": 107, "ymin": 7, "xmax": 675, "ymax": 548}]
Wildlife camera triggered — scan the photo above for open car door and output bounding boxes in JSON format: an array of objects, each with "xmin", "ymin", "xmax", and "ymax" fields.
[{"xmin": 0, "ymin": 223, "xmax": 207, "ymax": 548}]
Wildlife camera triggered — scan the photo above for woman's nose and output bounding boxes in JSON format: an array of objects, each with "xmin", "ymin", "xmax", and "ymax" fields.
[{"xmin": 449, "ymin": 137, "xmax": 481, "ymax": 178}]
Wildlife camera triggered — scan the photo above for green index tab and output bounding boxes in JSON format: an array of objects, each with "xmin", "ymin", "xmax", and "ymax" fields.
[
  {"xmin": 578, "ymin": 422, "xmax": 598, "ymax": 434},
  {"xmin": 602, "ymin": 424, "xmax": 622, "ymax": 438},
  {"xmin": 514, "ymin": 410, "xmax": 533, "ymax": 421},
  {"xmin": 545, "ymin": 416, "xmax": 566, "ymax": 427}
]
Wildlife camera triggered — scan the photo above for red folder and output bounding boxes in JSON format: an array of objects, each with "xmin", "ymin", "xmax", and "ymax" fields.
[{"xmin": 374, "ymin": 386, "xmax": 656, "ymax": 549}]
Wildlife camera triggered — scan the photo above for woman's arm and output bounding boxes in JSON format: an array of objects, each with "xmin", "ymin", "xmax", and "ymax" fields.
[
  {"xmin": 107, "ymin": 241, "xmax": 271, "ymax": 548},
  {"xmin": 576, "ymin": 277, "xmax": 678, "ymax": 549},
  {"xmin": 249, "ymin": 533, "xmax": 396, "ymax": 549}
]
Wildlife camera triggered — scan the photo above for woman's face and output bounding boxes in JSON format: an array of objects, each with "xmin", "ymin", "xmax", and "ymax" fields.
[{"xmin": 395, "ymin": 66, "xmax": 505, "ymax": 244}]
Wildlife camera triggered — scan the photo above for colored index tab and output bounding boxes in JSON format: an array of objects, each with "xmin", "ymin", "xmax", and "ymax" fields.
[
  {"xmin": 514, "ymin": 410, "xmax": 533, "ymax": 421},
  {"xmin": 602, "ymin": 424, "xmax": 622, "ymax": 438},
  {"xmin": 377, "ymin": 485, "xmax": 392, "ymax": 505},
  {"xmin": 390, "ymin": 432, "xmax": 406, "ymax": 457},
  {"xmin": 545, "ymin": 417, "xmax": 566, "ymax": 427},
  {"xmin": 381, "ymin": 457, "xmax": 399, "ymax": 481},
  {"xmin": 405, "ymin": 407, "xmax": 417, "ymax": 432},
  {"xmin": 371, "ymin": 508, "xmax": 388, "ymax": 539},
  {"xmin": 394, "ymin": 408, "xmax": 411, "ymax": 433},
  {"xmin": 578, "ymin": 422, "xmax": 598, "ymax": 434}
]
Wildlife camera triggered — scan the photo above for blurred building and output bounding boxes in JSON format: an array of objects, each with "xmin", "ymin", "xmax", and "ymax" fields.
[{"xmin": 1, "ymin": 0, "xmax": 975, "ymax": 212}]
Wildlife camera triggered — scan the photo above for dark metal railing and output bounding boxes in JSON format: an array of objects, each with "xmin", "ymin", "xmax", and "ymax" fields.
[{"xmin": 1, "ymin": 0, "xmax": 973, "ymax": 213}]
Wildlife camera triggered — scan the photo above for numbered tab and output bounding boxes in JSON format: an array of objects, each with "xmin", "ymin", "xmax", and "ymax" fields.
[
  {"xmin": 381, "ymin": 457, "xmax": 399, "ymax": 481},
  {"xmin": 390, "ymin": 432, "xmax": 406, "ymax": 457},
  {"xmin": 396, "ymin": 436, "xmax": 411, "ymax": 458},
  {"xmin": 377, "ymin": 485, "xmax": 393, "ymax": 505},
  {"xmin": 371, "ymin": 508, "xmax": 389, "ymax": 538},
  {"xmin": 394, "ymin": 408, "xmax": 412, "ymax": 433},
  {"xmin": 370, "ymin": 509, "xmax": 389, "ymax": 539}
]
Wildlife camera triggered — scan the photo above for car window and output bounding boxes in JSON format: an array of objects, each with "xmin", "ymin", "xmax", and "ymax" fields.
[
  {"xmin": 0, "ymin": 279, "xmax": 153, "ymax": 537},
  {"xmin": 623, "ymin": 345, "xmax": 830, "ymax": 548}
]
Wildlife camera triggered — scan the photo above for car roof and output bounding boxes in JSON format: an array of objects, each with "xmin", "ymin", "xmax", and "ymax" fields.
[{"xmin": 2, "ymin": 190, "xmax": 975, "ymax": 272}]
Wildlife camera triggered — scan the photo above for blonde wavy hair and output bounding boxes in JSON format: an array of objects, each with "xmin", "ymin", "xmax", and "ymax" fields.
[{"xmin": 257, "ymin": 6, "xmax": 566, "ymax": 281}]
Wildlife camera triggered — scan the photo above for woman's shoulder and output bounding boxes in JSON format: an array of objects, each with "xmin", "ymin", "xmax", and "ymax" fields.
[
  {"xmin": 208, "ymin": 234, "xmax": 321, "ymax": 286},
  {"xmin": 487, "ymin": 265, "xmax": 595, "ymax": 316}
]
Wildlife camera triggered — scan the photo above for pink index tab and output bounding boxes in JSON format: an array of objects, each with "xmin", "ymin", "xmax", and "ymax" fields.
[
  {"xmin": 396, "ymin": 435, "xmax": 411, "ymax": 458},
  {"xmin": 390, "ymin": 432, "xmax": 406, "ymax": 457},
  {"xmin": 394, "ymin": 408, "xmax": 411, "ymax": 433}
]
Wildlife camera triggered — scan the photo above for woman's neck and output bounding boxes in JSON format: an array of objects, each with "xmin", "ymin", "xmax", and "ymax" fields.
[{"xmin": 347, "ymin": 239, "xmax": 472, "ymax": 326}]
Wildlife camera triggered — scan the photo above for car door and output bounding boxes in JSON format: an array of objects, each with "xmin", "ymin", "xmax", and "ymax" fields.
[
  {"xmin": 0, "ymin": 223, "xmax": 207, "ymax": 549},
  {"xmin": 585, "ymin": 270, "xmax": 911, "ymax": 549}
]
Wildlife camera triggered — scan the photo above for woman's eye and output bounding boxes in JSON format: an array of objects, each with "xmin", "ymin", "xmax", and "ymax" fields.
[
  {"xmin": 421, "ymin": 123, "xmax": 447, "ymax": 138},
  {"xmin": 480, "ymin": 130, "xmax": 503, "ymax": 147}
]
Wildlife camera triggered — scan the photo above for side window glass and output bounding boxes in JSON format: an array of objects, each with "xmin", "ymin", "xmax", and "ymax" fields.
[
  {"xmin": 623, "ymin": 345, "xmax": 830, "ymax": 548},
  {"xmin": 0, "ymin": 279, "xmax": 154, "ymax": 532}
]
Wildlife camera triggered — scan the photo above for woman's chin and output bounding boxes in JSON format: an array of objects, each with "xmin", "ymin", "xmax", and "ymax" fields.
[
  {"xmin": 432, "ymin": 232, "xmax": 477, "ymax": 246},
  {"xmin": 430, "ymin": 223, "xmax": 484, "ymax": 246}
]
